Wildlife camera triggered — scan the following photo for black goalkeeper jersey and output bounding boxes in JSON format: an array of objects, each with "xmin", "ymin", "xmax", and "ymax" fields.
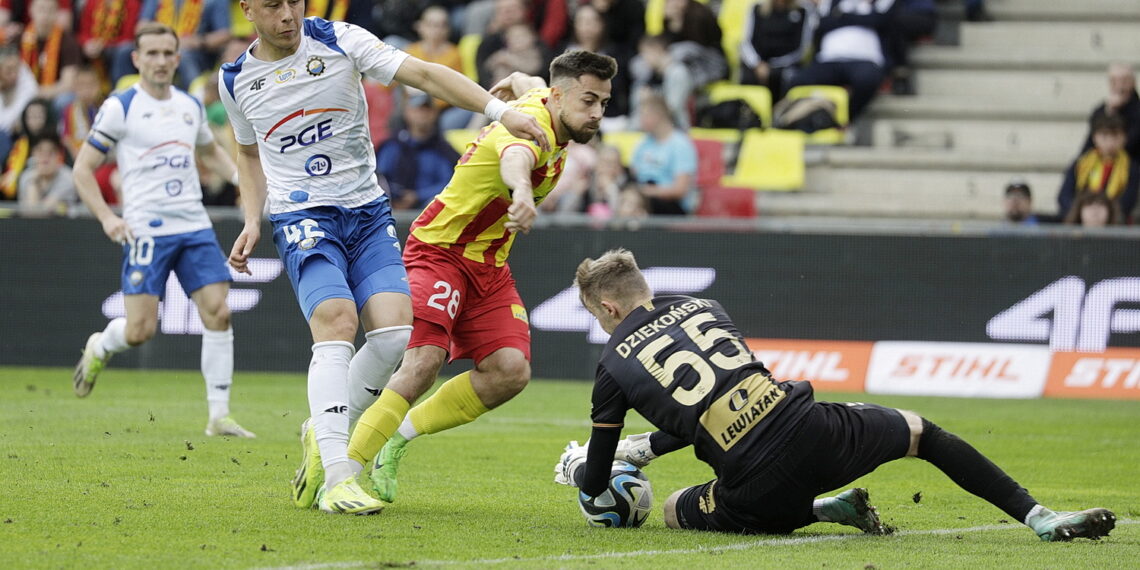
[{"xmin": 590, "ymin": 295, "xmax": 814, "ymax": 486}]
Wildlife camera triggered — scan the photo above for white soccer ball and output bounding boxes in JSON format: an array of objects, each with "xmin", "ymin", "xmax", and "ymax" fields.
[{"xmin": 578, "ymin": 460, "xmax": 653, "ymax": 528}]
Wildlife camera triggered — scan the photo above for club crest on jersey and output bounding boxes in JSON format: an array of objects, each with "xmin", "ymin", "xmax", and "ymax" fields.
[
  {"xmin": 306, "ymin": 56, "xmax": 326, "ymax": 77},
  {"xmin": 275, "ymin": 68, "xmax": 297, "ymax": 83},
  {"xmin": 129, "ymin": 270, "xmax": 144, "ymax": 285},
  {"xmin": 182, "ymin": 113, "xmax": 193, "ymax": 125}
]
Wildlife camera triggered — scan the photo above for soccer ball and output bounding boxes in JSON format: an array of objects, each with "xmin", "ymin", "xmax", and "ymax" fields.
[{"xmin": 578, "ymin": 460, "xmax": 653, "ymax": 528}]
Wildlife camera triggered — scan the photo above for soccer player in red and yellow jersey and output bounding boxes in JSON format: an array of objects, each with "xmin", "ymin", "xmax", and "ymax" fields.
[{"xmin": 347, "ymin": 50, "xmax": 617, "ymax": 503}]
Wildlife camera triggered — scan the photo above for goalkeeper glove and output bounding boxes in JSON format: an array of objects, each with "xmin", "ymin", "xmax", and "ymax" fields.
[
  {"xmin": 615, "ymin": 432, "xmax": 657, "ymax": 468},
  {"xmin": 553, "ymin": 440, "xmax": 588, "ymax": 486}
]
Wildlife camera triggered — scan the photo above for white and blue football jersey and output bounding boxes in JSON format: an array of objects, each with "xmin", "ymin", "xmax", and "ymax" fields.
[
  {"xmin": 218, "ymin": 18, "xmax": 409, "ymax": 215},
  {"xmin": 87, "ymin": 84, "xmax": 214, "ymax": 237}
]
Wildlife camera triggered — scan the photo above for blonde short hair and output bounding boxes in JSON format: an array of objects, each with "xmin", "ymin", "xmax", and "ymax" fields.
[{"xmin": 574, "ymin": 248, "xmax": 652, "ymax": 310}]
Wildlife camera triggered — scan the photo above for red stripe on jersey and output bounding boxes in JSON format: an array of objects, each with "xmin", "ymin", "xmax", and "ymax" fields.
[
  {"xmin": 481, "ymin": 228, "xmax": 513, "ymax": 264},
  {"xmin": 410, "ymin": 196, "xmax": 446, "ymax": 233},
  {"xmin": 455, "ymin": 195, "xmax": 511, "ymax": 246}
]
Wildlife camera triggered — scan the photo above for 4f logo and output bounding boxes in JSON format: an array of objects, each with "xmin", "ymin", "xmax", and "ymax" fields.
[
  {"xmin": 250, "ymin": 78, "xmax": 266, "ymax": 91},
  {"xmin": 987, "ymin": 276, "xmax": 1140, "ymax": 351},
  {"xmin": 531, "ymin": 267, "xmax": 717, "ymax": 343}
]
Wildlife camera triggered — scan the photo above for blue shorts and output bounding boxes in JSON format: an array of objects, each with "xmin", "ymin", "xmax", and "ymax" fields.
[
  {"xmin": 270, "ymin": 197, "xmax": 409, "ymax": 320},
  {"xmin": 120, "ymin": 228, "xmax": 232, "ymax": 298}
]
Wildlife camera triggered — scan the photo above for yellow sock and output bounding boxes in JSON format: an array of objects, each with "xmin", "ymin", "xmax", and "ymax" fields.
[
  {"xmin": 347, "ymin": 389, "xmax": 410, "ymax": 466},
  {"xmin": 408, "ymin": 371, "xmax": 490, "ymax": 435}
]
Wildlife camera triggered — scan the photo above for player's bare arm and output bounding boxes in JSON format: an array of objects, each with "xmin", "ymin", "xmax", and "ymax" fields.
[
  {"xmin": 501, "ymin": 146, "xmax": 538, "ymax": 234},
  {"xmin": 229, "ymin": 143, "xmax": 268, "ymax": 275},
  {"xmin": 73, "ymin": 141, "xmax": 132, "ymax": 244},
  {"xmin": 489, "ymin": 71, "xmax": 548, "ymax": 102},
  {"xmin": 393, "ymin": 57, "xmax": 550, "ymax": 152},
  {"xmin": 195, "ymin": 142, "xmax": 240, "ymax": 188}
]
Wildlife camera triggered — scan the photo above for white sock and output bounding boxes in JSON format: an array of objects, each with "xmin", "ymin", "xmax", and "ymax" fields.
[
  {"xmin": 97, "ymin": 317, "xmax": 131, "ymax": 358},
  {"xmin": 202, "ymin": 327, "xmax": 234, "ymax": 421},
  {"xmin": 347, "ymin": 325, "xmax": 412, "ymax": 425},
  {"xmin": 308, "ymin": 340, "xmax": 355, "ymax": 489},
  {"xmin": 396, "ymin": 416, "xmax": 420, "ymax": 441},
  {"xmin": 812, "ymin": 498, "xmax": 830, "ymax": 521},
  {"xmin": 1024, "ymin": 504, "xmax": 1051, "ymax": 527}
]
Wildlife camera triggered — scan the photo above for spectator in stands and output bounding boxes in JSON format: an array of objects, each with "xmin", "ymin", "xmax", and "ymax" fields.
[
  {"xmin": 0, "ymin": 0, "xmax": 73, "ymax": 42},
  {"xmin": 476, "ymin": 0, "xmax": 547, "ymax": 87},
  {"xmin": 1058, "ymin": 114, "xmax": 1138, "ymax": 223},
  {"xmin": 0, "ymin": 45, "xmax": 37, "ymax": 167},
  {"xmin": 1082, "ymin": 63, "xmax": 1140, "ymax": 159},
  {"xmin": 631, "ymin": 0, "xmax": 726, "ymax": 128},
  {"xmin": 140, "ymin": 0, "xmax": 231, "ymax": 90},
  {"xmin": 1002, "ymin": 178, "xmax": 1039, "ymax": 225},
  {"xmin": 405, "ymin": 5, "xmax": 473, "ymax": 131},
  {"xmin": 739, "ymin": 0, "xmax": 816, "ymax": 99},
  {"xmin": 60, "ymin": 66, "xmax": 103, "ymax": 160},
  {"xmin": 630, "ymin": 93, "xmax": 697, "ymax": 215},
  {"xmin": 1, "ymin": 96, "xmax": 54, "ymax": 200},
  {"xmin": 1062, "ymin": 191, "xmax": 1122, "ymax": 228},
  {"xmin": 77, "ymin": 0, "xmax": 142, "ymax": 87},
  {"xmin": 483, "ymin": 23, "xmax": 548, "ymax": 90},
  {"xmin": 21, "ymin": 0, "xmax": 82, "ymax": 105},
  {"xmin": 561, "ymin": 3, "xmax": 633, "ymax": 120},
  {"xmin": 588, "ymin": 0, "xmax": 645, "ymax": 54},
  {"xmin": 375, "ymin": 87, "xmax": 461, "ymax": 211},
  {"xmin": 17, "ymin": 135, "xmax": 74, "ymax": 216},
  {"xmin": 543, "ymin": 138, "xmax": 600, "ymax": 214},
  {"xmin": 584, "ymin": 143, "xmax": 629, "ymax": 218},
  {"xmin": 615, "ymin": 185, "xmax": 648, "ymax": 218},
  {"xmin": 886, "ymin": 0, "xmax": 937, "ymax": 95},
  {"xmin": 372, "ymin": 0, "xmax": 431, "ymax": 47},
  {"xmin": 785, "ymin": 0, "xmax": 897, "ymax": 121}
]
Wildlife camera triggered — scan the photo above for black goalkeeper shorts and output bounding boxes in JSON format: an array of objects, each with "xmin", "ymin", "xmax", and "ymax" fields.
[{"xmin": 675, "ymin": 401, "xmax": 910, "ymax": 534}]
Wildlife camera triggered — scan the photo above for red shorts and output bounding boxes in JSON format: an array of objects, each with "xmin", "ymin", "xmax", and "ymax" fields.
[{"xmin": 403, "ymin": 236, "xmax": 531, "ymax": 363}]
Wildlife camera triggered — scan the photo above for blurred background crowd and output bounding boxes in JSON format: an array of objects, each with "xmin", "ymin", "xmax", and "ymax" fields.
[{"xmin": 2, "ymin": 0, "xmax": 1137, "ymax": 229}]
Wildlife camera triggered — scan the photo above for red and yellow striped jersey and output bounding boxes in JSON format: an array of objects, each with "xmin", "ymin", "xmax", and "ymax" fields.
[{"xmin": 409, "ymin": 88, "xmax": 569, "ymax": 267}]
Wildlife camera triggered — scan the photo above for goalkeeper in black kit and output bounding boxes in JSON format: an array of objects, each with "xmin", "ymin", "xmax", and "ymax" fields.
[{"xmin": 555, "ymin": 248, "xmax": 1115, "ymax": 541}]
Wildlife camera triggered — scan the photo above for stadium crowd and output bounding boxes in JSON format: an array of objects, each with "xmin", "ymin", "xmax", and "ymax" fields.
[{"xmin": 5, "ymin": 0, "xmax": 1139, "ymax": 226}]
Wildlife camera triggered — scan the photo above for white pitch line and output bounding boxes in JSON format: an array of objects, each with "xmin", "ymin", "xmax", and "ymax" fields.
[{"xmin": 258, "ymin": 519, "xmax": 1136, "ymax": 570}]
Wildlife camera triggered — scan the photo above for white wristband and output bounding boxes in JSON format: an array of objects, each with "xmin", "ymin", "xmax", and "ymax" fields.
[
  {"xmin": 484, "ymin": 98, "xmax": 509, "ymax": 122},
  {"xmin": 230, "ymin": 172, "xmax": 240, "ymax": 187}
]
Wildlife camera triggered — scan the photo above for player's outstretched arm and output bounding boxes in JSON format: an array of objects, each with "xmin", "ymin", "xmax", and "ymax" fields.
[
  {"xmin": 229, "ymin": 143, "xmax": 268, "ymax": 275},
  {"xmin": 73, "ymin": 142, "xmax": 132, "ymax": 244},
  {"xmin": 393, "ymin": 57, "xmax": 550, "ymax": 152},
  {"xmin": 488, "ymin": 72, "xmax": 547, "ymax": 103}
]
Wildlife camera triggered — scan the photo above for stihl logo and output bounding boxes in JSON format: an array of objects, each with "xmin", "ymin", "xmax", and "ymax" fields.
[
  {"xmin": 1063, "ymin": 357, "xmax": 1140, "ymax": 390},
  {"xmin": 100, "ymin": 258, "xmax": 284, "ymax": 334},
  {"xmin": 530, "ymin": 267, "xmax": 716, "ymax": 343},
  {"xmin": 753, "ymin": 350, "xmax": 849, "ymax": 382},
  {"xmin": 987, "ymin": 276, "xmax": 1140, "ymax": 351}
]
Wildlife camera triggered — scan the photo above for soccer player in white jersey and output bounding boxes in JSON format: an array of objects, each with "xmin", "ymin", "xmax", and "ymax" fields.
[
  {"xmin": 72, "ymin": 23, "xmax": 255, "ymax": 439},
  {"xmin": 219, "ymin": 0, "xmax": 548, "ymax": 515}
]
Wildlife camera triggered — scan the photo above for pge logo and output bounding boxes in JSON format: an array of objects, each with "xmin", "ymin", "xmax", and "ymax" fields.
[
  {"xmin": 305, "ymin": 154, "xmax": 332, "ymax": 176},
  {"xmin": 154, "ymin": 154, "xmax": 192, "ymax": 170},
  {"xmin": 265, "ymin": 108, "xmax": 347, "ymax": 153}
]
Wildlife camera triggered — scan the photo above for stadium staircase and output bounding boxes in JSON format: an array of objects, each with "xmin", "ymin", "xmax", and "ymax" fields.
[{"xmin": 755, "ymin": 0, "xmax": 1140, "ymax": 220}]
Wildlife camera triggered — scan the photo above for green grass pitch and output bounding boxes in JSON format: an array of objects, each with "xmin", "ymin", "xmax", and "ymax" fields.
[{"xmin": 1, "ymin": 367, "xmax": 1137, "ymax": 569}]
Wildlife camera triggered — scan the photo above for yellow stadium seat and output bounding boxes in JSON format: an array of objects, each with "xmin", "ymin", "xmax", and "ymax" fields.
[
  {"xmin": 717, "ymin": 0, "xmax": 754, "ymax": 82},
  {"xmin": 444, "ymin": 129, "xmax": 481, "ymax": 154},
  {"xmin": 782, "ymin": 85, "xmax": 849, "ymax": 145},
  {"xmin": 688, "ymin": 127, "xmax": 743, "ymax": 145},
  {"xmin": 721, "ymin": 128, "xmax": 805, "ymax": 191},
  {"xmin": 706, "ymin": 82, "xmax": 773, "ymax": 128},
  {"xmin": 601, "ymin": 130, "xmax": 646, "ymax": 166},
  {"xmin": 458, "ymin": 34, "xmax": 482, "ymax": 82}
]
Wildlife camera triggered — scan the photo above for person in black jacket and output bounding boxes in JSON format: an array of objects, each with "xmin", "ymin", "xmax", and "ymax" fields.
[{"xmin": 1081, "ymin": 63, "xmax": 1140, "ymax": 159}]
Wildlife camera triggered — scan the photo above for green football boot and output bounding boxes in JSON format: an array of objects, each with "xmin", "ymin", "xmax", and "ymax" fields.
[{"xmin": 370, "ymin": 433, "xmax": 409, "ymax": 503}]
